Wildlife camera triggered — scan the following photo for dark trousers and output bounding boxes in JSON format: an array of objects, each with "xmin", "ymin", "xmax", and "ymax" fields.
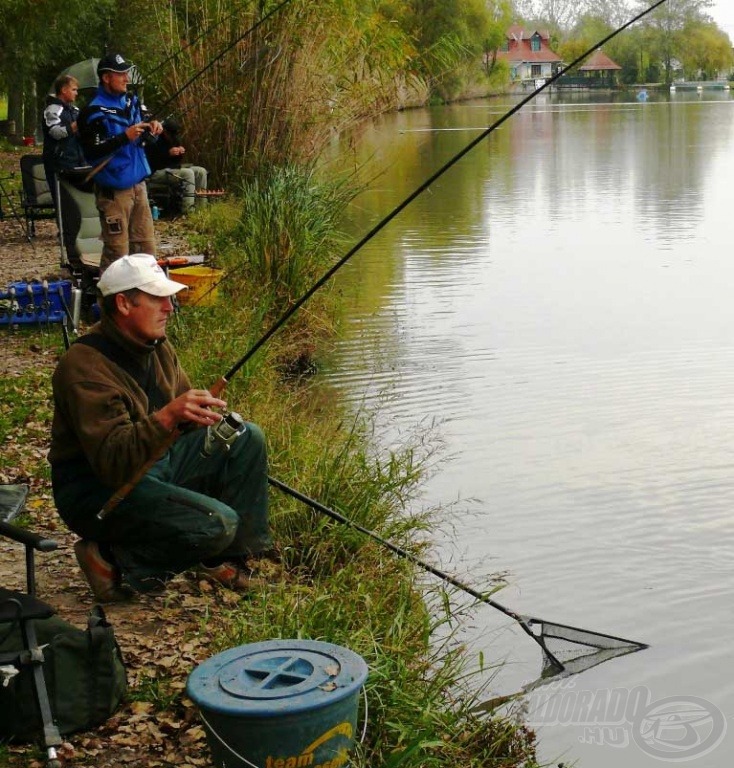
[{"xmin": 54, "ymin": 423, "xmax": 271, "ymax": 591}]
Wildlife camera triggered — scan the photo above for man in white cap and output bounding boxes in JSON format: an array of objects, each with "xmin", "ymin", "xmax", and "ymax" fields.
[
  {"xmin": 48, "ymin": 254, "xmax": 272, "ymax": 601},
  {"xmin": 78, "ymin": 53, "xmax": 163, "ymax": 270}
]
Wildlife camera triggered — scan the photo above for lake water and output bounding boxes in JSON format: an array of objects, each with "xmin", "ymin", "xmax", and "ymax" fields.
[{"xmin": 319, "ymin": 90, "xmax": 734, "ymax": 767}]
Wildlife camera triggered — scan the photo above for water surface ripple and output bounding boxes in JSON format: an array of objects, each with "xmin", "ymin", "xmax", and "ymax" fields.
[{"xmin": 321, "ymin": 93, "xmax": 734, "ymax": 767}]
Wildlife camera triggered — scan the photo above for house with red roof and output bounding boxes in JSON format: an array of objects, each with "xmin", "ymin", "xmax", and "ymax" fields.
[{"xmin": 495, "ymin": 25, "xmax": 563, "ymax": 86}]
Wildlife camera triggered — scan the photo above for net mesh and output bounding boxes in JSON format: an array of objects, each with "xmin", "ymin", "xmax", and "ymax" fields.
[{"xmin": 525, "ymin": 617, "xmax": 648, "ymax": 681}]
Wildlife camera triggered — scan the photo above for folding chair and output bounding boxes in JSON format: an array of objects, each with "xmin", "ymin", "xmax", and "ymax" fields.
[
  {"xmin": 0, "ymin": 485, "xmax": 62, "ymax": 767},
  {"xmin": 18, "ymin": 156, "xmax": 57, "ymax": 238},
  {"xmin": 146, "ymin": 170, "xmax": 186, "ymax": 217},
  {"xmin": 56, "ymin": 174, "xmax": 103, "ymax": 309}
]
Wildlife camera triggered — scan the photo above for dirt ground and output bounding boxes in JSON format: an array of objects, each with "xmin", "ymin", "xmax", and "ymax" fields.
[
  {"xmin": 0, "ymin": 173, "xmax": 194, "ymax": 377},
  {"xmin": 1, "ymin": 152, "xmax": 232, "ymax": 767}
]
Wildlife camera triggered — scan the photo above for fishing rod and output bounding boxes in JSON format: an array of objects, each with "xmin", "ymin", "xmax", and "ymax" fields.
[
  {"xmin": 155, "ymin": 0, "xmax": 296, "ymax": 116},
  {"xmin": 267, "ymin": 476, "xmax": 648, "ymax": 675},
  {"xmin": 84, "ymin": 0, "xmax": 297, "ymax": 183},
  {"xmin": 208, "ymin": 0, "xmax": 672, "ymax": 385},
  {"xmin": 97, "ymin": 0, "xmax": 669, "ymax": 516},
  {"xmin": 142, "ymin": 4, "xmax": 249, "ymax": 83}
]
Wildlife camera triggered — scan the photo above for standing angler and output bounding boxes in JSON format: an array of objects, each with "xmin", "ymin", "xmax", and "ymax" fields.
[
  {"xmin": 78, "ymin": 53, "xmax": 162, "ymax": 271},
  {"xmin": 41, "ymin": 74, "xmax": 86, "ymax": 207}
]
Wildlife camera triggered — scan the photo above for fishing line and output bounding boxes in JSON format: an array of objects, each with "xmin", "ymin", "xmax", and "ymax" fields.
[
  {"xmin": 155, "ymin": 0, "xmax": 297, "ymax": 115},
  {"xmin": 218, "ymin": 0, "xmax": 671, "ymax": 385},
  {"xmin": 98, "ymin": 0, "xmax": 670, "ymax": 515}
]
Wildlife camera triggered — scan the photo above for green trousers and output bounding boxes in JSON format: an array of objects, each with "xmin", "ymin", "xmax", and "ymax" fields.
[{"xmin": 54, "ymin": 422, "xmax": 271, "ymax": 591}]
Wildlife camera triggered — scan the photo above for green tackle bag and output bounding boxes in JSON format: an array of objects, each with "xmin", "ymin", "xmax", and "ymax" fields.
[{"xmin": 0, "ymin": 605, "xmax": 127, "ymax": 741}]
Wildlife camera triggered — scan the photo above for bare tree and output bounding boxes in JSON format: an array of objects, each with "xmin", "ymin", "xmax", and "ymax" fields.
[{"xmin": 515, "ymin": 0, "xmax": 593, "ymax": 31}]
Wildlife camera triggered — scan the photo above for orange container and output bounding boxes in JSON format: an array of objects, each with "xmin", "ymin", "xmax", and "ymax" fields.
[{"xmin": 170, "ymin": 266, "xmax": 223, "ymax": 306}]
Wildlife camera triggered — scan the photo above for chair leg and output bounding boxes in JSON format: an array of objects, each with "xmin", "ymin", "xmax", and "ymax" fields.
[{"xmin": 20, "ymin": 620, "xmax": 63, "ymax": 764}]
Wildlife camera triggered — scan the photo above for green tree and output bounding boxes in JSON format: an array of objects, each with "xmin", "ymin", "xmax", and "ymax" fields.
[
  {"xmin": 558, "ymin": 7, "xmax": 646, "ymax": 82},
  {"xmin": 483, "ymin": 0, "xmax": 513, "ymax": 77},
  {"xmin": 612, "ymin": 24, "xmax": 653, "ymax": 83},
  {"xmin": 634, "ymin": 0, "xmax": 714, "ymax": 83},
  {"xmin": 558, "ymin": 12, "xmax": 615, "ymax": 66},
  {"xmin": 0, "ymin": 0, "xmax": 114, "ymax": 137},
  {"xmin": 678, "ymin": 20, "xmax": 734, "ymax": 79},
  {"xmin": 390, "ymin": 0, "xmax": 511, "ymax": 99}
]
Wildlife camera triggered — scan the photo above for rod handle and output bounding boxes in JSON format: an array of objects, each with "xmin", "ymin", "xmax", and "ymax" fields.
[
  {"xmin": 97, "ymin": 430, "xmax": 180, "ymax": 520},
  {"xmin": 96, "ymin": 375, "xmax": 228, "ymax": 520},
  {"xmin": 209, "ymin": 376, "xmax": 228, "ymax": 398}
]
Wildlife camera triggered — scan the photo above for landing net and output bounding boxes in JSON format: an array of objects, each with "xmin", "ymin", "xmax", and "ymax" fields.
[{"xmin": 525, "ymin": 617, "xmax": 648, "ymax": 681}]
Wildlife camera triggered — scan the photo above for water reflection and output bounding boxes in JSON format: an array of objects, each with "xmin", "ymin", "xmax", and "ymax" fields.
[{"xmin": 321, "ymin": 93, "xmax": 734, "ymax": 767}]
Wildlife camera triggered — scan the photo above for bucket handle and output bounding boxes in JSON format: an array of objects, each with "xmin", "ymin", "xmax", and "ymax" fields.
[
  {"xmin": 359, "ymin": 684, "xmax": 369, "ymax": 743},
  {"xmin": 199, "ymin": 686, "xmax": 369, "ymax": 768},
  {"xmin": 199, "ymin": 710, "xmax": 262, "ymax": 768}
]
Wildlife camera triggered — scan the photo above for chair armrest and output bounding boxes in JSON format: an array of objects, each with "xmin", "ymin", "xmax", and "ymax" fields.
[{"xmin": 0, "ymin": 520, "xmax": 58, "ymax": 552}]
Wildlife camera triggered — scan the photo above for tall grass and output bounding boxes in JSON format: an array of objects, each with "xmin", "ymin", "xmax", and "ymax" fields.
[
  {"xmin": 232, "ymin": 165, "xmax": 357, "ymax": 303},
  {"xmin": 135, "ymin": 0, "xmax": 419, "ymax": 183},
  {"xmin": 177, "ymin": 164, "xmax": 359, "ymax": 380},
  {"xmin": 167, "ymin": 193, "xmax": 539, "ymax": 767}
]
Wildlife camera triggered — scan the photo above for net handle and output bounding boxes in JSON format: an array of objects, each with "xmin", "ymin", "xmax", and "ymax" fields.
[{"xmin": 268, "ymin": 477, "xmax": 648, "ymax": 675}]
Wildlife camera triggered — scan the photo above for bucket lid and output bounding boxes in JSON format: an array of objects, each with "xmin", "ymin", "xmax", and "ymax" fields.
[{"xmin": 186, "ymin": 639, "xmax": 368, "ymax": 717}]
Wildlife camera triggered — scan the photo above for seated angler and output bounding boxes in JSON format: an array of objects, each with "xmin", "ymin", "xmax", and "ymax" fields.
[
  {"xmin": 145, "ymin": 118, "xmax": 208, "ymax": 215},
  {"xmin": 48, "ymin": 254, "xmax": 273, "ymax": 601}
]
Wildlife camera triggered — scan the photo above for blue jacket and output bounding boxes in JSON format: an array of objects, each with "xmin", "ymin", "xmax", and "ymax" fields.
[{"xmin": 78, "ymin": 87, "xmax": 151, "ymax": 190}]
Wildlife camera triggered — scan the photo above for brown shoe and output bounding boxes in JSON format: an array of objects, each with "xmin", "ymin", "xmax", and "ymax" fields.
[
  {"xmin": 74, "ymin": 540, "xmax": 133, "ymax": 603},
  {"xmin": 199, "ymin": 562, "xmax": 269, "ymax": 592}
]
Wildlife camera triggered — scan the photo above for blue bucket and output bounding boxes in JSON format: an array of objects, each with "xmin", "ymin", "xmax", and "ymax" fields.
[{"xmin": 187, "ymin": 639, "xmax": 368, "ymax": 768}]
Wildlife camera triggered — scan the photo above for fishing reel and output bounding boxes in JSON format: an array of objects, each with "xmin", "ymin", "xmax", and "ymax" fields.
[
  {"xmin": 139, "ymin": 125, "xmax": 158, "ymax": 146},
  {"xmin": 201, "ymin": 410, "xmax": 247, "ymax": 458}
]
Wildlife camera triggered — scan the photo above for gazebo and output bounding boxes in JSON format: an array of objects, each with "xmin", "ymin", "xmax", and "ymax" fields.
[{"xmin": 578, "ymin": 49, "xmax": 622, "ymax": 86}]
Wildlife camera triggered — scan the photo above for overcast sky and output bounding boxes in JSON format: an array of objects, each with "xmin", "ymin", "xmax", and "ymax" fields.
[{"xmin": 709, "ymin": 0, "xmax": 734, "ymax": 41}]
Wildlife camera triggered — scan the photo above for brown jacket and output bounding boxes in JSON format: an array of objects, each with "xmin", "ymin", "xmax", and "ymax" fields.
[{"xmin": 49, "ymin": 314, "xmax": 191, "ymax": 488}]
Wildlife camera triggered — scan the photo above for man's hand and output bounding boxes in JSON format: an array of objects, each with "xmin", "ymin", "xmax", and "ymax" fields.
[
  {"xmin": 125, "ymin": 122, "xmax": 153, "ymax": 141},
  {"xmin": 125, "ymin": 121, "xmax": 164, "ymax": 142},
  {"xmin": 154, "ymin": 389, "xmax": 227, "ymax": 432},
  {"xmin": 169, "ymin": 146, "xmax": 186, "ymax": 157}
]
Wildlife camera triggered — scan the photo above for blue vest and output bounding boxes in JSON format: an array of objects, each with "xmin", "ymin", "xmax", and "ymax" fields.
[{"xmin": 85, "ymin": 88, "xmax": 151, "ymax": 189}]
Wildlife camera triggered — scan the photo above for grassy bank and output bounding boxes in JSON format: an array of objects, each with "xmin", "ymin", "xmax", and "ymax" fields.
[
  {"xmin": 1, "ymin": 180, "xmax": 538, "ymax": 766},
  {"xmin": 164, "ymin": 181, "xmax": 539, "ymax": 765}
]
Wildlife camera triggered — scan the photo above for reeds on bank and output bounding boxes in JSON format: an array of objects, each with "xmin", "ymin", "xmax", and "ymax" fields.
[{"xmin": 164, "ymin": 173, "xmax": 539, "ymax": 766}]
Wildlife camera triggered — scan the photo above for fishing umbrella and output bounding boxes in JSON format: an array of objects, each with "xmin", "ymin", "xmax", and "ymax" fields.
[{"xmin": 49, "ymin": 58, "xmax": 143, "ymax": 94}]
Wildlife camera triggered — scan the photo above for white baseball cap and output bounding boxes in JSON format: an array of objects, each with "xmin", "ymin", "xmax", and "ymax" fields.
[{"xmin": 97, "ymin": 254, "xmax": 188, "ymax": 298}]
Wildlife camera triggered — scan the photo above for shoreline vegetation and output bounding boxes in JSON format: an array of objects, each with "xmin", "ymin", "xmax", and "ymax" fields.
[
  {"xmin": 0, "ymin": 0, "xmax": 548, "ymax": 762},
  {"xmin": 3, "ymin": 2, "xmax": 732, "ymax": 764},
  {"xmin": 0, "ymin": 156, "xmax": 539, "ymax": 766}
]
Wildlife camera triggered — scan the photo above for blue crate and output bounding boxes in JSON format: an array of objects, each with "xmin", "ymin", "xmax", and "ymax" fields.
[{"xmin": 0, "ymin": 280, "xmax": 72, "ymax": 325}]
